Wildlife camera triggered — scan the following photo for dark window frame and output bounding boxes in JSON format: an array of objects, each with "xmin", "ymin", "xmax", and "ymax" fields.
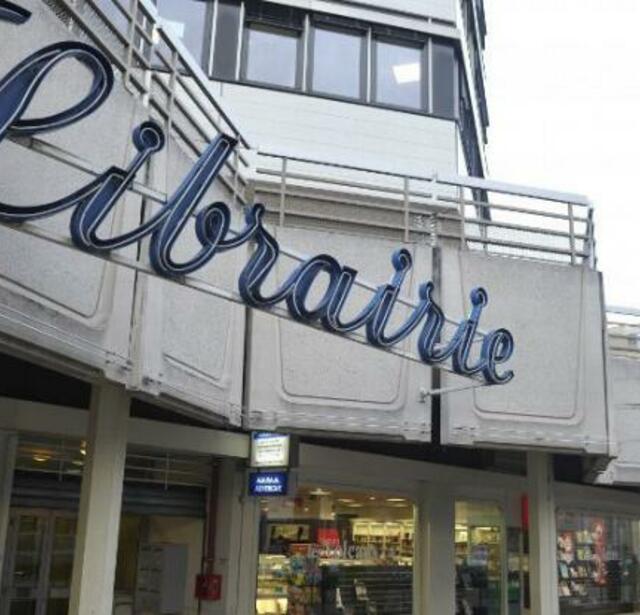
[
  {"xmin": 153, "ymin": 0, "xmax": 215, "ymax": 70},
  {"xmin": 371, "ymin": 34, "xmax": 428, "ymax": 113},
  {"xmin": 240, "ymin": 21, "xmax": 304, "ymax": 91},
  {"xmin": 211, "ymin": 0, "xmax": 242, "ymax": 80},
  {"xmin": 307, "ymin": 21, "xmax": 368, "ymax": 103},
  {"xmin": 431, "ymin": 37, "xmax": 459, "ymax": 120}
]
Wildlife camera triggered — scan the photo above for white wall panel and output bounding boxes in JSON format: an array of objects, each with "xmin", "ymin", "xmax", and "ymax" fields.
[
  {"xmin": 246, "ymin": 226, "xmax": 432, "ymax": 440},
  {"xmin": 278, "ymin": 0, "xmax": 457, "ymax": 24},
  {"xmin": 440, "ymin": 249, "xmax": 611, "ymax": 454},
  {"xmin": 213, "ymin": 83, "xmax": 458, "ymax": 180},
  {"xmin": 129, "ymin": 143, "xmax": 247, "ymax": 425},
  {"xmin": 597, "ymin": 358, "xmax": 640, "ymax": 485},
  {"xmin": 0, "ymin": 2, "xmax": 142, "ymax": 377}
]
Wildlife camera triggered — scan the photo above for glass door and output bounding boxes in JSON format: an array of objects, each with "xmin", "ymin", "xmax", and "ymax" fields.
[
  {"xmin": 46, "ymin": 516, "xmax": 76, "ymax": 615},
  {"xmin": 1, "ymin": 511, "xmax": 77, "ymax": 615},
  {"xmin": 2, "ymin": 513, "xmax": 47, "ymax": 615}
]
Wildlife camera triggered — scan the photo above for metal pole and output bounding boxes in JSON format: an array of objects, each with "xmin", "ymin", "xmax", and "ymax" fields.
[
  {"xmin": 404, "ymin": 176, "xmax": 410, "ymax": 243},
  {"xmin": 567, "ymin": 202, "xmax": 576, "ymax": 265},
  {"xmin": 279, "ymin": 157, "xmax": 288, "ymax": 227}
]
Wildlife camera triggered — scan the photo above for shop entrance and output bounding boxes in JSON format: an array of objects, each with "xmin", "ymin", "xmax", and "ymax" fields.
[{"xmin": 1, "ymin": 510, "xmax": 76, "ymax": 615}]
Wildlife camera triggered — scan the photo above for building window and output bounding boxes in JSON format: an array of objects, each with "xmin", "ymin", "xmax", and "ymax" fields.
[
  {"xmin": 310, "ymin": 26, "xmax": 365, "ymax": 100},
  {"xmin": 373, "ymin": 39, "xmax": 425, "ymax": 111},
  {"xmin": 557, "ymin": 510, "xmax": 640, "ymax": 614},
  {"xmin": 212, "ymin": 0, "xmax": 241, "ymax": 80},
  {"xmin": 456, "ymin": 501, "xmax": 504, "ymax": 615},
  {"xmin": 432, "ymin": 40, "xmax": 457, "ymax": 119},
  {"xmin": 243, "ymin": 24, "xmax": 301, "ymax": 89},
  {"xmin": 255, "ymin": 486, "xmax": 415, "ymax": 614},
  {"xmin": 154, "ymin": 0, "xmax": 209, "ymax": 66}
]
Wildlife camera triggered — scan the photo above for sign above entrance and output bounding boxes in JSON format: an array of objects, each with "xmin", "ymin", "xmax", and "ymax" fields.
[
  {"xmin": 250, "ymin": 432, "xmax": 291, "ymax": 469},
  {"xmin": 248, "ymin": 471, "xmax": 289, "ymax": 497},
  {"xmin": 0, "ymin": 4, "xmax": 515, "ymax": 386}
]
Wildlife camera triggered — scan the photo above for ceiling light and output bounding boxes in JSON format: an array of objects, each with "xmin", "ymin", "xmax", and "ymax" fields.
[
  {"xmin": 386, "ymin": 498, "xmax": 407, "ymax": 503},
  {"xmin": 392, "ymin": 62, "xmax": 420, "ymax": 84},
  {"xmin": 337, "ymin": 498, "xmax": 355, "ymax": 503},
  {"xmin": 310, "ymin": 488, "xmax": 331, "ymax": 496}
]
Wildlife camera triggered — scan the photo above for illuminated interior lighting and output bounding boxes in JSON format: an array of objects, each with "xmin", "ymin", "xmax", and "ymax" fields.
[
  {"xmin": 386, "ymin": 498, "xmax": 407, "ymax": 503},
  {"xmin": 392, "ymin": 62, "xmax": 420, "ymax": 84},
  {"xmin": 32, "ymin": 455, "xmax": 50, "ymax": 463},
  {"xmin": 310, "ymin": 488, "xmax": 331, "ymax": 496}
]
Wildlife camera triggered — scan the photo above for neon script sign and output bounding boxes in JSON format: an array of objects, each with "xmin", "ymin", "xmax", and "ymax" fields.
[{"xmin": 0, "ymin": 3, "xmax": 514, "ymax": 384}]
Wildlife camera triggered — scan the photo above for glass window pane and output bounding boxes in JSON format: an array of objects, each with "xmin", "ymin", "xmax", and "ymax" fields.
[
  {"xmin": 255, "ymin": 487, "xmax": 414, "ymax": 614},
  {"xmin": 374, "ymin": 40, "xmax": 424, "ymax": 110},
  {"xmin": 213, "ymin": 1, "xmax": 241, "ymax": 80},
  {"xmin": 456, "ymin": 501, "xmax": 504, "ymax": 615},
  {"xmin": 432, "ymin": 41, "xmax": 457, "ymax": 118},
  {"xmin": 155, "ymin": 0, "xmax": 208, "ymax": 65},
  {"xmin": 312, "ymin": 27, "xmax": 363, "ymax": 99},
  {"xmin": 245, "ymin": 26, "xmax": 299, "ymax": 88},
  {"xmin": 557, "ymin": 510, "xmax": 640, "ymax": 614}
]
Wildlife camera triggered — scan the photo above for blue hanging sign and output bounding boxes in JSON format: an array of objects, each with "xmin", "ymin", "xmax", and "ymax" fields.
[
  {"xmin": 248, "ymin": 471, "xmax": 289, "ymax": 497},
  {"xmin": 0, "ymin": 5, "xmax": 515, "ymax": 385}
]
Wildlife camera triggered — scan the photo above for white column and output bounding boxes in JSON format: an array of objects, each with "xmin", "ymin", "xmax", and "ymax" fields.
[
  {"xmin": 0, "ymin": 431, "xmax": 17, "ymax": 583},
  {"xmin": 69, "ymin": 383, "xmax": 130, "ymax": 615},
  {"xmin": 202, "ymin": 458, "xmax": 245, "ymax": 615},
  {"xmin": 416, "ymin": 483, "xmax": 456, "ymax": 615},
  {"xmin": 527, "ymin": 452, "xmax": 559, "ymax": 615}
]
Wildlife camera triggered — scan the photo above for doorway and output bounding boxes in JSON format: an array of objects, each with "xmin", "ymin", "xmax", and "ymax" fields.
[{"xmin": 1, "ymin": 510, "xmax": 76, "ymax": 615}]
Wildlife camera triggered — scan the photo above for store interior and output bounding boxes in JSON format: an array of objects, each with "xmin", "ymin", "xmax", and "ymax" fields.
[{"xmin": 256, "ymin": 486, "xmax": 415, "ymax": 614}]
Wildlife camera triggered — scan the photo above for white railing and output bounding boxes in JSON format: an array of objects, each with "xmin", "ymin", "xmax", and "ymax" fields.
[
  {"xmin": 17, "ymin": 0, "xmax": 596, "ymax": 269},
  {"xmin": 254, "ymin": 151, "xmax": 596, "ymax": 268},
  {"xmin": 32, "ymin": 0, "xmax": 250, "ymax": 204},
  {"xmin": 608, "ymin": 307, "xmax": 640, "ymax": 358}
]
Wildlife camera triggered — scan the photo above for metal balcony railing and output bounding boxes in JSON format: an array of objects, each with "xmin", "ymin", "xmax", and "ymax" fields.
[
  {"xmin": 24, "ymin": 0, "xmax": 251, "ymax": 205},
  {"xmin": 254, "ymin": 151, "xmax": 596, "ymax": 268},
  {"xmin": 608, "ymin": 307, "xmax": 640, "ymax": 358},
  {"xmin": 14, "ymin": 0, "xmax": 596, "ymax": 270}
]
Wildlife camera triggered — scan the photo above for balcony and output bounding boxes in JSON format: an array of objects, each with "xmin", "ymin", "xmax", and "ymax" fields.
[{"xmin": 1, "ymin": 0, "xmax": 609, "ymax": 449}]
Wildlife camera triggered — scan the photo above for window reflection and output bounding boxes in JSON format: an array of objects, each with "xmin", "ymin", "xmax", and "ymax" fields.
[
  {"xmin": 311, "ymin": 27, "xmax": 364, "ymax": 100},
  {"xmin": 155, "ymin": 0, "xmax": 208, "ymax": 65},
  {"xmin": 374, "ymin": 40, "xmax": 424, "ymax": 110},
  {"xmin": 456, "ymin": 501, "xmax": 503, "ymax": 615},
  {"xmin": 245, "ymin": 26, "xmax": 300, "ymax": 88}
]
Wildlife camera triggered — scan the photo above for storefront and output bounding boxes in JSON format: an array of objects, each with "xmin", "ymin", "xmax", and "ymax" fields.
[
  {"xmin": 256, "ymin": 486, "xmax": 416, "ymax": 614},
  {"xmin": 555, "ymin": 486, "xmax": 640, "ymax": 615},
  {"xmin": 1, "ymin": 0, "xmax": 638, "ymax": 614},
  {"xmin": 1, "ymin": 434, "xmax": 213, "ymax": 615}
]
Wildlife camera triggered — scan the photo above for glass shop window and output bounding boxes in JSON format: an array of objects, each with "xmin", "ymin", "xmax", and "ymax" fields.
[
  {"xmin": 557, "ymin": 510, "xmax": 640, "ymax": 614},
  {"xmin": 311, "ymin": 26, "xmax": 365, "ymax": 100},
  {"xmin": 432, "ymin": 40, "xmax": 457, "ymax": 118},
  {"xmin": 255, "ymin": 486, "xmax": 415, "ymax": 614},
  {"xmin": 456, "ymin": 501, "xmax": 504, "ymax": 615},
  {"xmin": 243, "ymin": 25, "xmax": 301, "ymax": 89},
  {"xmin": 154, "ymin": 0, "xmax": 209, "ymax": 66},
  {"xmin": 374, "ymin": 39, "xmax": 425, "ymax": 111}
]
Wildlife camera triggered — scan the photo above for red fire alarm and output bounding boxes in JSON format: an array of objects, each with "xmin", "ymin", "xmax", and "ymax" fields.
[{"xmin": 195, "ymin": 573, "xmax": 222, "ymax": 601}]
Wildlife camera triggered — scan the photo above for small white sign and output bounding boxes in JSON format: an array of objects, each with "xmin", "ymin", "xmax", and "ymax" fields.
[{"xmin": 250, "ymin": 432, "xmax": 290, "ymax": 468}]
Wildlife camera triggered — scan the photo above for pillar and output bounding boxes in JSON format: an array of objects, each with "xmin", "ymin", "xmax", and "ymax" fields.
[
  {"xmin": 69, "ymin": 383, "xmax": 130, "ymax": 615},
  {"xmin": 527, "ymin": 452, "xmax": 559, "ymax": 615},
  {"xmin": 202, "ymin": 458, "xmax": 244, "ymax": 615},
  {"xmin": 417, "ymin": 483, "xmax": 456, "ymax": 615},
  {"xmin": 0, "ymin": 431, "xmax": 17, "ymax": 583}
]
